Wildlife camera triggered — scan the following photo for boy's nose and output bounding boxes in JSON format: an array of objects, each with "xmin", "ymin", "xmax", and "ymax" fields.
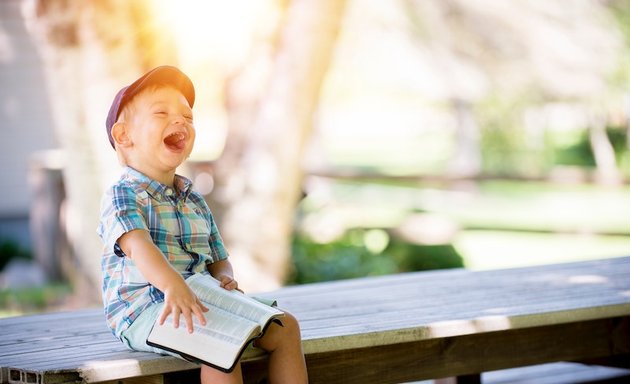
[{"xmin": 171, "ymin": 114, "xmax": 185, "ymax": 124}]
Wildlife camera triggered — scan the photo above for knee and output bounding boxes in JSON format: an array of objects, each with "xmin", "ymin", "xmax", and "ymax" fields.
[
  {"xmin": 256, "ymin": 311, "xmax": 302, "ymax": 352},
  {"xmin": 280, "ymin": 311, "xmax": 301, "ymax": 338}
]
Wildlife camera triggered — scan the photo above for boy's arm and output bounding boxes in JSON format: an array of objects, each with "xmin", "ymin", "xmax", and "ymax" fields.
[
  {"xmin": 207, "ymin": 259, "xmax": 240, "ymax": 292},
  {"xmin": 117, "ymin": 229, "xmax": 208, "ymax": 333}
]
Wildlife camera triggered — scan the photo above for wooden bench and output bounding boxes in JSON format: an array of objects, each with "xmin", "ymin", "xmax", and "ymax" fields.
[{"xmin": 1, "ymin": 257, "xmax": 630, "ymax": 384}]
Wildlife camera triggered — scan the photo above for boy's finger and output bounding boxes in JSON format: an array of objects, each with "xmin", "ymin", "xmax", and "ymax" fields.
[
  {"xmin": 172, "ymin": 307, "xmax": 181, "ymax": 329},
  {"xmin": 222, "ymin": 279, "xmax": 237, "ymax": 291},
  {"xmin": 220, "ymin": 276, "xmax": 234, "ymax": 288},
  {"xmin": 192, "ymin": 305, "xmax": 207, "ymax": 327},
  {"xmin": 159, "ymin": 307, "xmax": 171, "ymax": 325},
  {"xmin": 183, "ymin": 311, "xmax": 194, "ymax": 333}
]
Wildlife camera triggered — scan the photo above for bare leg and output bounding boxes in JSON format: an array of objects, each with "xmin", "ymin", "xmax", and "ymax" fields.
[
  {"xmin": 255, "ymin": 311, "xmax": 308, "ymax": 384},
  {"xmin": 200, "ymin": 362, "xmax": 243, "ymax": 384}
]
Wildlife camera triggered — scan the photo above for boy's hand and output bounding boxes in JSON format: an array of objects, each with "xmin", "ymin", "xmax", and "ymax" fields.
[
  {"xmin": 217, "ymin": 274, "xmax": 242, "ymax": 293},
  {"xmin": 159, "ymin": 279, "xmax": 209, "ymax": 333},
  {"xmin": 207, "ymin": 259, "xmax": 242, "ymax": 292},
  {"xmin": 117, "ymin": 229, "xmax": 209, "ymax": 333}
]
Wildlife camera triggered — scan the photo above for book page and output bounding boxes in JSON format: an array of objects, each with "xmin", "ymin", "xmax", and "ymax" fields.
[
  {"xmin": 147, "ymin": 302, "xmax": 260, "ymax": 371},
  {"xmin": 147, "ymin": 273, "xmax": 284, "ymax": 371},
  {"xmin": 186, "ymin": 273, "xmax": 284, "ymax": 326}
]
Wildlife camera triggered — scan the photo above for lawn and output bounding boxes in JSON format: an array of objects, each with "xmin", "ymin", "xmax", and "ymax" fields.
[
  {"xmin": 455, "ymin": 230, "xmax": 630, "ymax": 270},
  {"xmin": 299, "ymin": 178, "xmax": 630, "ymax": 271}
]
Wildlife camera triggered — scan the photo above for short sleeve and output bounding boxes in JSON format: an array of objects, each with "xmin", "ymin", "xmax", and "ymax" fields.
[
  {"xmin": 97, "ymin": 184, "xmax": 149, "ymax": 257},
  {"xmin": 207, "ymin": 212, "xmax": 229, "ymax": 262}
]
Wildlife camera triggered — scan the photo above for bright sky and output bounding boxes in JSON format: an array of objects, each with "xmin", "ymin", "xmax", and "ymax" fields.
[
  {"xmin": 149, "ymin": 0, "xmax": 626, "ymax": 171},
  {"xmin": 151, "ymin": 0, "xmax": 281, "ymax": 160}
]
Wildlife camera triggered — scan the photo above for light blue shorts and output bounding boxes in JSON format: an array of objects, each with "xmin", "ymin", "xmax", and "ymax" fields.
[{"xmin": 120, "ymin": 303, "xmax": 180, "ymax": 358}]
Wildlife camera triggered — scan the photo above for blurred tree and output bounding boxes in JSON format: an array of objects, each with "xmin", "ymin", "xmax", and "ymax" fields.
[
  {"xmin": 26, "ymin": 0, "xmax": 347, "ymax": 297},
  {"xmin": 402, "ymin": 0, "xmax": 623, "ymax": 179},
  {"xmin": 589, "ymin": 113, "xmax": 621, "ymax": 184},
  {"xmin": 211, "ymin": 0, "xmax": 347, "ymax": 291},
  {"xmin": 604, "ymin": 0, "xmax": 630, "ymax": 174},
  {"xmin": 26, "ymin": 0, "xmax": 177, "ymax": 302}
]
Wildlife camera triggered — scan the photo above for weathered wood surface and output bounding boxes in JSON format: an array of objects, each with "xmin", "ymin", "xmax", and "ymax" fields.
[
  {"xmin": 1, "ymin": 257, "xmax": 629, "ymax": 383},
  {"xmin": 482, "ymin": 362, "xmax": 630, "ymax": 384},
  {"xmin": 279, "ymin": 256, "xmax": 630, "ymax": 353}
]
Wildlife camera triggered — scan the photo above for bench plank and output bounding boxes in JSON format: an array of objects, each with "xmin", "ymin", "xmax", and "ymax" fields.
[
  {"xmin": 1, "ymin": 256, "xmax": 629, "ymax": 383},
  {"xmin": 274, "ymin": 257, "xmax": 630, "ymax": 353},
  {"xmin": 302, "ymin": 318, "xmax": 622, "ymax": 383},
  {"xmin": 483, "ymin": 362, "xmax": 630, "ymax": 384}
]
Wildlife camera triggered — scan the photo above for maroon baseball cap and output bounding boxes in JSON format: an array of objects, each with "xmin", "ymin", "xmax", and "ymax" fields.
[{"xmin": 105, "ymin": 65, "xmax": 195, "ymax": 148}]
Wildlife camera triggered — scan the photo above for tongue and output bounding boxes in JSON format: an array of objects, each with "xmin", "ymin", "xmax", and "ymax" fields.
[{"xmin": 164, "ymin": 134, "xmax": 185, "ymax": 151}]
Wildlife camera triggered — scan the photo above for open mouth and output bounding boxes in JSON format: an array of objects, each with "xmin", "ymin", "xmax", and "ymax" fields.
[{"xmin": 163, "ymin": 132, "xmax": 187, "ymax": 151}]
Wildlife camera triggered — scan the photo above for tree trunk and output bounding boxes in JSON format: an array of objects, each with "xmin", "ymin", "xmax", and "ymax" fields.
[
  {"xmin": 589, "ymin": 113, "xmax": 621, "ymax": 185},
  {"xmin": 448, "ymin": 98, "xmax": 482, "ymax": 178},
  {"xmin": 26, "ymin": 0, "xmax": 173, "ymax": 302},
  {"xmin": 213, "ymin": 0, "xmax": 347, "ymax": 292}
]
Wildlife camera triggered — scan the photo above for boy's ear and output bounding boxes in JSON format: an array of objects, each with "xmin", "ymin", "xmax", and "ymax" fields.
[{"xmin": 111, "ymin": 122, "xmax": 132, "ymax": 147}]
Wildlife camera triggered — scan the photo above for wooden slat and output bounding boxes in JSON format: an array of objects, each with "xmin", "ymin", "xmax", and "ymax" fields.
[
  {"xmin": 299, "ymin": 318, "xmax": 627, "ymax": 384},
  {"xmin": 272, "ymin": 262, "xmax": 629, "ymax": 322},
  {"xmin": 483, "ymin": 362, "xmax": 630, "ymax": 384},
  {"xmin": 277, "ymin": 257, "xmax": 630, "ymax": 353}
]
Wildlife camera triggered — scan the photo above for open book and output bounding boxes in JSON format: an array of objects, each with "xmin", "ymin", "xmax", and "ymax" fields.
[{"xmin": 146, "ymin": 273, "xmax": 284, "ymax": 372}]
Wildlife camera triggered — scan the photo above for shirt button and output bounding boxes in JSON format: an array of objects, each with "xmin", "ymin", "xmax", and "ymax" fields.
[{"xmin": 165, "ymin": 188, "xmax": 174, "ymax": 196}]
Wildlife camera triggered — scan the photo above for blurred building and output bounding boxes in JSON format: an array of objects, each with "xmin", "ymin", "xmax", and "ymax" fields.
[{"xmin": 0, "ymin": 0, "xmax": 58, "ymax": 250}]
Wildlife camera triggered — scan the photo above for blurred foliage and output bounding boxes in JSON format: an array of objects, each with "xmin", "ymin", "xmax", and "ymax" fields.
[
  {"xmin": 552, "ymin": 126, "xmax": 628, "ymax": 169},
  {"xmin": 0, "ymin": 239, "xmax": 32, "ymax": 272},
  {"xmin": 608, "ymin": 127, "xmax": 630, "ymax": 172},
  {"xmin": 0, "ymin": 283, "xmax": 72, "ymax": 315},
  {"xmin": 553, "ymin": 130, "xmax": 596, "ymax": 168},
  {"xmin": 475, "ymin": 92, "xmax": 552, "ymax": 177},
  {"xmin": 476, "ymin": 86, "xmax": 629, "ymax": 176},
  {"xmin": 608, "ymin": 127, "xmax": 628, "ymax": 153},
  {"xmin": 288, "ymin": 229, "xmax": 464, "ymax": 284},
  {"xmin": 607, "ymin": 1, "xmax": 630, "ymax": 89},
  {"xmin": 608, "ymin": 0, "xmax": 630, "ymax": 45},
  {"xmin": 386, "ymin": 241, "xmax": 464, "ymax": 272},
  {"xmin": 289, "ymin": 175, "xmax": 630, "ymax": 286}
]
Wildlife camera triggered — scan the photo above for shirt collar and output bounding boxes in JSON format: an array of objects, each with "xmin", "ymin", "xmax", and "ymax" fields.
[{"xmin": 122, "ymin": 166, "xmax": 193, "ymax": 201}]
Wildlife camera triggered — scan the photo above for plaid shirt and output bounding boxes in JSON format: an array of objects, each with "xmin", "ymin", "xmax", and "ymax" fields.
[{"xmin": 97, "ymin": 166, "xmax": 228, "ymax": 339}]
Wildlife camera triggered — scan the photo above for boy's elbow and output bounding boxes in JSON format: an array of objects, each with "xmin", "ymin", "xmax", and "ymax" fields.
[{"xmin": 117, "ymin": 229, "xmax": 153, "ymax": 259}]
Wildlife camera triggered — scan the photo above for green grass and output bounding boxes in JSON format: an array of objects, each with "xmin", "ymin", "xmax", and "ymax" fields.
[
  {"xmin": 310, "ymin": 179, "xmax": 630, "ymax": 234},
  {"xmin": 455, "ymin": 230, "xmax": 630, "ymax": 270},
  {"xmin": 444, "ymin": 181, "xmax": 630, "ymax": 234},
  {"xmin": 298, "ymin": 179, "xmax": 630, "ymax": 273},
  {"xmin": 0, "ymin": 283, "xmax": 72, "ymax": 318}
]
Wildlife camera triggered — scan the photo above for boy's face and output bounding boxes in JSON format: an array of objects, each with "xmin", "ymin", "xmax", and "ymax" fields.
[{"xmin": 119, "ymin": 86, "xmax": 195, "ymax": 182}]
